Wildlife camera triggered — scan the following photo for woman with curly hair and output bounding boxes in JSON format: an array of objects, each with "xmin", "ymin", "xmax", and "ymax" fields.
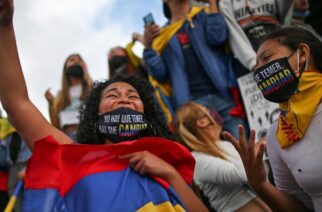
[
  {"xmin": 44, "ymin": 53, "xmax": 92, "ymax": 140},
  {"xmin": 76, "ymin": 75, "xmax": 173, "ymax": 145},
  {"xmin": 0, "ymin": 1, "xmax": 207, "ymax": 211},
  {"xmin": 174, "ymin": 101, "xmax": 271, "ymax": 212}
]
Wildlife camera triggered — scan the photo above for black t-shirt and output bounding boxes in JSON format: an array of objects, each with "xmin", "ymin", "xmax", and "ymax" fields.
[{"xmin": 176, "ymin": 25, "xmax": 216, "ymax": 99}]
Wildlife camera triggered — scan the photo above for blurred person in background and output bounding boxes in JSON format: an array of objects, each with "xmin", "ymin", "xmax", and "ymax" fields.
[
  {"xmin": 143, "ymin": 0, "xmax": 247, "ymax": 138},
  {"xmin": 108, "ymin": 33, "xmax": 148, "ymax": 79},
  {"xmin": 305, "ymin": 0, "xmax": 322, "ymax": 36},
  {"xmin": 289, "ymin": 0, "xmax": 321, "ymax": 41},
  {"xmin": 0, "ymin": 108, "xmax": 9, "ymax": 212},
  {"xmin": 219, "ymin": 0, "xmax": 293, "ymax": 76},
  {"xmin": 174, "ymin": 101, "xmax": 271, "ymax": 212},
  {"xmin": 0, "ymin": 116, "xmax": 31, "ymax": 212},
  {"xmin": 44, "ymin": 54, "xmax": 92, "ymax": 141}
]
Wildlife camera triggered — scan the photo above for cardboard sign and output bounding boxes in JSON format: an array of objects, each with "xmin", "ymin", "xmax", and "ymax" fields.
[{"xmin": 238, "ymin": 73, "xmax": 280, "ymax": 141}]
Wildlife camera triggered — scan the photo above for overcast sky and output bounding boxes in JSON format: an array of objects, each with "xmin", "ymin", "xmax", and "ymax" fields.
[{"xmin": 0, "ymin": 0, "xmax": 168, "ymax": 119}]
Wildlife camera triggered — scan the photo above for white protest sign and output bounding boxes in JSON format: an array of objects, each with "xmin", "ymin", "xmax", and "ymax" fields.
[{"xmin": 238, "ymin": 73, "xmax": 280, "ymax": 141}]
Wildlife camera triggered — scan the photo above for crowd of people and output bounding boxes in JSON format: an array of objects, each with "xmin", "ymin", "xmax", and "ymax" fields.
[{"xmin": 0, "ymin": 0, "xmax": 322, "ymax": 211}]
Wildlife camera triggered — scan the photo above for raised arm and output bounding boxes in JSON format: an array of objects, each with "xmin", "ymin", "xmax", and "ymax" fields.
[
  {"xmin": 143, "ymin": 24, "xmax": 169, "ymax": 82},
  {"xmin": 199, "ymin": 0, "xmax": 228, "ymax": 46},
  {"xmin": 0, "ymin": 0, "xmax": 73, "ymax": 151},
  {"xmin": 219, "ymin": 0, "xmax": 257, "ymax": 71}
]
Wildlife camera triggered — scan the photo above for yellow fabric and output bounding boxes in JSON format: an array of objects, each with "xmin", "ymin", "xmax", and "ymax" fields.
[
  {"xmin": 4, "ymin": 196, "xmax": 17, "ymax": 212},
  {"xmin": 152, "ymin": 6, "xmax": 207, "ymax": 54},
  {"xmin": 277, "ymin": 71, "xmax": 322, "ymax": 148},
  {"xmin": 136, "ymin": 201, "xmax": 185, "ymax": 212},
  {"xmin": 148, "ymin": 76, "xmax": 173, "ymax": 124},
  {"xmin": 155, "ymin": 88, "xmax": 173, "ymax": 124},
  {"xmin": 126, "ymin": 42, "xmax": 141, "ymax": 67},
  {"xmin": 0, "ymin": 118, "xmax": 16, "ymax": 141}
]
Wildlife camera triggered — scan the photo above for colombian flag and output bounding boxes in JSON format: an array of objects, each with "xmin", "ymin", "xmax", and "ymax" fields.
[{"xmin": 23, "ymin": 136, "xmax": 195, "ymax": 211}]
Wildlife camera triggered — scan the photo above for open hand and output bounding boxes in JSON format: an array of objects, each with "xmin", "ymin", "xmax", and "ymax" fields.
[
  {"xmin": 0, "ymin": 0, "xmax": 14, "ymax": 27},
  {"xmin": 223, "ymin": 125, "xmax": 267, "ymax": 190},
  {"xmin": 120, "ymin": 151, "xmax": 177, "ymax": 181}
]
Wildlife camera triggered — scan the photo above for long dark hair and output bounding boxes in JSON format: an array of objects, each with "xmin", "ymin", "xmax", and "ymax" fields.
[
  {"xmin": 77, "ymin": 74, "xmax": 175, "ymax": 144},
  {"xmin": 260, "ymin": 27, "xmax": 322, "ymax": 72}
]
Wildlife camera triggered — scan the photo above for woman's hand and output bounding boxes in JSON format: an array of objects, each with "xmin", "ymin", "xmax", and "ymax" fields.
[
  {"xmin": 143, "ymin": 24, "xmax": 160, "ymax": 48},
  {"xmin": 44, "ymin": 88, "xmax": 54, "ymax": 105},
  {"xmin": 223, "ymin": 125, "xmax": 267, "ymax": 190},
  {"xmin": 120, "ymin": 151, "xmax": 178, "ymax": 181},
  {"xmin": 0, "ymin": 0, "xmax": 13, "ymax": 27},
  {"xmin": 132, "ymin": 32, "xmax": 145, "ymax": 45}
]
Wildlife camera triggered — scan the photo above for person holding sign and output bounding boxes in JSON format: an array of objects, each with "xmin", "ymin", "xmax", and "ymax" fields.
[
  {"xmin": 224, "ymin": 27, "xmax": 322, "ymax": 211},
  {"xmin": 0, "ymin": 1, "xmax": 208, "ymax": 211}
]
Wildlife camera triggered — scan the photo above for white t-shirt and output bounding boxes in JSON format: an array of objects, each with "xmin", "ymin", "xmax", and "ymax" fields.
[
  {"xmin": 267, "ymin": 103, "xmax": 322, "ymax": 211},
  {"xmin": 192, "ymin": 141, "xmax": 255, "ymax": 212},
  {"xmin": 58, "ymin": 85, "xmax": 82, "ymax": 128}
]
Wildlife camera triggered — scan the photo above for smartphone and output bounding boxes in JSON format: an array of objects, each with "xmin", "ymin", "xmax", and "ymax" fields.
[{"xmin": 143, "ymin": 13, "xmax": 155, "ymax": 26}]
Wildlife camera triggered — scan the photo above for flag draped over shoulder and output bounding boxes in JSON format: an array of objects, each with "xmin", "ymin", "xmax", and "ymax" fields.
[{"xmin": 23, "ymin": 136, "xmax": 195, "ymax": 212}]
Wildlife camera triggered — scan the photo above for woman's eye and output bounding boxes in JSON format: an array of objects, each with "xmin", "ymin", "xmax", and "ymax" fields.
[
  {"xmin": 129, "ymin": 96, "xmax": 139, "ymax": 99},
  {"xmin": 105, "ymin": 94, "xmax": 117, "ymax": 98},
  {"xmin": 264, "ymin": 55, "xmax": 272, "ymax": 63}
]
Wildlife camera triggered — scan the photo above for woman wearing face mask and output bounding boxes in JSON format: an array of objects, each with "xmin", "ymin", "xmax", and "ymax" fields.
[
  {"xmin": 224, "ymin": 27, "xmax": 322, "ymax": 211},
  {"xmin": 174, "ymin": 102, "xmax": 271, "ymax": 212},
  {"xmin": 0, "ymin": 1, "xmax": 208, "ymax": 211},
  {"xmin": 108, "ymin": 44, "xmax": 148, "ymax": 79},
  {"xmin": 44, "ymin": 54, "xmax": 92, "ymax": 140}
]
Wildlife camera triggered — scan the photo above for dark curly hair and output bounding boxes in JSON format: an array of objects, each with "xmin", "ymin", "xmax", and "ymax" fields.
[{"xmin": 77, "ymin": 74, "xmax": 175, "ymax": 144}]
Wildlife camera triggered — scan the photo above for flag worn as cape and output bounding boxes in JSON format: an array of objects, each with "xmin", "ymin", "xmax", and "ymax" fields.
[{"xmin": 23, "ymin": 136, "xmax": 195, "ymax": 212}]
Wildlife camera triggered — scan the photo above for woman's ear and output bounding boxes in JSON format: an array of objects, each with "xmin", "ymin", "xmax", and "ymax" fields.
[{"xmin": 299, "ymin": 43, "xmax": 310, "ymax": 63}]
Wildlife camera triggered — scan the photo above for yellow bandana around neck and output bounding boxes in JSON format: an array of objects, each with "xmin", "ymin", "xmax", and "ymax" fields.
[
  {"xmin": 277, "ymin": 71, "xmax": 322, "ymax": 149},
  {"xmin": 0, "ymin": 118, "xmax": 16, "ymax": 140},
  {"xmin": 152, "ymin": 6, "xmax": 207, "ymax": 54}
]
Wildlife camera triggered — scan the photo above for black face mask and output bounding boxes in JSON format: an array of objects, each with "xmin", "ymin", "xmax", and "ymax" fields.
[
  {"xmin": 163, "ymin": 2, "xmax": 172, "ymax": 20},
  {"xmin": 109, "ymin": 56, "xmax": 128, "ymax": 73},
  {"xmin": 66, "ymin": 65, "xmax": 84, "ymax": 78},
  {"xmin": 97, "ymin": 107, "xmax": 149, "ymax": 143},
  {"xmin": 253, "ymin": 51, "xmax": 305, "ymax": 103}
]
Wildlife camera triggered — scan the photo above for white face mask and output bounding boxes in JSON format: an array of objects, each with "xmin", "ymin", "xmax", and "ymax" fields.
[{"xmin": 69, "ymin": 85, "xmax": 82, "ymax": 98}]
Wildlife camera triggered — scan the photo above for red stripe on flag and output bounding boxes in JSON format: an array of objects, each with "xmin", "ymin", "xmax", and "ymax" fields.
[{"xmin": 25, "ymin": 136, "xmax": 195, "ymax": 196}]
